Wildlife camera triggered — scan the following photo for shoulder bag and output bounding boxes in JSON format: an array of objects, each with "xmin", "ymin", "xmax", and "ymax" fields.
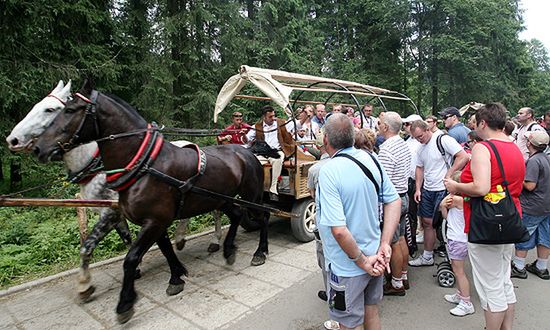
[{"xmin": 468, "ymin": 140, "xmax": 530, "ymax": 244}]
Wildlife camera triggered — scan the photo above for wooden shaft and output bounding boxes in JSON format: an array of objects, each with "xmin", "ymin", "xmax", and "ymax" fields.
[{"xmin": 0, "ymin": 198, "xmax": 119, "ymax": 208}]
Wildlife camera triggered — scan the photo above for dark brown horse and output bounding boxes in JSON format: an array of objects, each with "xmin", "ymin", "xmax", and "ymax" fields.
[{"xmin": 33, "ymin": 80, "xmax": 269, "ymax": 323}]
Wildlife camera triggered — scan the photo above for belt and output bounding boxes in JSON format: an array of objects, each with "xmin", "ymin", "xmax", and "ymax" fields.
[{"xmin": 398, "ymin": 192, "xmax": 407, "ymax": 197}]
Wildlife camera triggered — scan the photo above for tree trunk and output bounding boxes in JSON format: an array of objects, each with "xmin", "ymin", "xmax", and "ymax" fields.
[{"xmin": 10, "ymin": 160, "xmax": 22, "ymax": 189}]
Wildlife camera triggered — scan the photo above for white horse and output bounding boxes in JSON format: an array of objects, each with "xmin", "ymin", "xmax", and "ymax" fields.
[{"xmin": 6, "ymin": 81, "xmax": 222, "ymax": 301}]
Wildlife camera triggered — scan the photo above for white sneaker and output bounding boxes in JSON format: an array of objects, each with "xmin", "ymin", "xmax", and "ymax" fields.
[
  {"xmin": 444, "ymin": 293, "xmax": 461, "ymax": 304},
  {"xmin": 324, "ymin": 320, "xmax": 340, "ymax": 330},
  {"xmin": 408, "ymin": 255, "xmax": 434, "ymax": 267},
  {"xmin": 416, "ymin": 232, "xmax": 424, "ymax": 244},
  {"xmin": 450, "ymin": 300, "xmax": 475, "ymax": 317}
]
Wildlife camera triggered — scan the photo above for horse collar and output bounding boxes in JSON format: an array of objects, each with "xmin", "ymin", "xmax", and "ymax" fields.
[
  {"xmin": 66, "ymin": 148, "xmax": 103, "ymax": 184},
  {"xmin": 105, "ymin": 123, "xmax": 164, "ymax": 191}
]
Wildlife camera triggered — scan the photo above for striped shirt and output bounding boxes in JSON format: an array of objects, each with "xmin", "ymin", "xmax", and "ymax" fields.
[{"xmin": 378, "ymin": 135, "xmax": 411, "ymax": 194}]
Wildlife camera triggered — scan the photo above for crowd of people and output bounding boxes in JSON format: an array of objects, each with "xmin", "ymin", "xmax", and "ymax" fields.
[{"xmin": 217, "ymin": 103, "xmax": 550, "ymax": 330}]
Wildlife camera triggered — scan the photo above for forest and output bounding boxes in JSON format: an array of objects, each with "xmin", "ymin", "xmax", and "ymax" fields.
[{"xmin": 1, "ymin": 0, "xmax": 549, "ymax": 287}]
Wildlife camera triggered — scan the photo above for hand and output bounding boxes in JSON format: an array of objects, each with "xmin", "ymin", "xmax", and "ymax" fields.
[
  {"xmin": 414, "ymin": 190, "xmax": 422, "ymax": 203},
  {"xmin": 356, "ymin": 254, "xmax": 386, "ymax": 276},
  {"xmin": 224, "ymin": 135, "xmax": 232, "ymax": 141},
  {"xmin": 377, "ymin": 243, "xmax": 392, "ymax": 274},
  {"xmin": 444, "ymin": 178, "xmax": 458, "ymax": 194}
]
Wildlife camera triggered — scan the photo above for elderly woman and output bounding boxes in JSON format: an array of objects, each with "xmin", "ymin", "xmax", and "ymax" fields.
[{"xmin": 444, "ymin": 103, "xmax": 525, "ymax": 330}]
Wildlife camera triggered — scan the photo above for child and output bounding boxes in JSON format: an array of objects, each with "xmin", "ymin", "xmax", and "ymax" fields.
[{"xmin": 440, "ymin": 171, "xmax": 475, "ymax": 317}]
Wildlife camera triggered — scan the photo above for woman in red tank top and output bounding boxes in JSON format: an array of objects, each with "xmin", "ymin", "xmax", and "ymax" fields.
[{"xmin": 444, "ymin": 103, "xmax": 525, "ymax": 330}]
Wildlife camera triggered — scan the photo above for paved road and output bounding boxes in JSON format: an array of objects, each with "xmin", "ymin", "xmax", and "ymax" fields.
[{"xmin": 1, "ymin": 219, "xmax": 549, "ymax": 329}]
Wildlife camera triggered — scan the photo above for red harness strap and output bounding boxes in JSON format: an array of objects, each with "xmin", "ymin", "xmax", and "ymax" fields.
[
  {"xmin": 105, "ymin": 124, "xmax": 165, "ymax": 191},
  {"xmin": 47, "ymin": 94, "xmax": 66, "ymax": 105}
]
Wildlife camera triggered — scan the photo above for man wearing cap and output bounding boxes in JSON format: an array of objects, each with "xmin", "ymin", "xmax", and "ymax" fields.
[
  {"xmin": 513, "ymin": 107, "xmax": 545, "ymax": 161},
  {"xmin": 217, "ymin": 111, "xmax": 252, "ymax": 145},
  {"xmin": 245, "ymin": 105, "xmax": 295, "ymax": 201},
  {"xmin": 511, "ymin": 131, "xmax": 550, "ymax": 280},
  {"xmin": 439, "ymin": 107, "xmax": 470, "ymax": 144}
]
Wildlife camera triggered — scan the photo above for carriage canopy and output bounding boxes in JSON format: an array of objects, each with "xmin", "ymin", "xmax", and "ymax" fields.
[{"xmin": 213, "ymin": 65, "xmax": 416, "ymax": 122}]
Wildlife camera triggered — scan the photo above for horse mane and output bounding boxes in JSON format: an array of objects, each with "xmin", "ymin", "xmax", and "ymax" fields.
[{"xmin": 101, "ymin": 92, "xmax": 147, "ymax": 124}]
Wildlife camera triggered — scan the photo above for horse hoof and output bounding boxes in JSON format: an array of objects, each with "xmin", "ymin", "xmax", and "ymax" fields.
[
  {"xmin": 78, "ymin": 285, "xmax": 96, "ymax": 303},
  {"xmin": 117, "ymin": 308, "xmax": 135, "ymax": 324},
  {"xmin": 207, "ymin": 243, "xmax": 220, "ymax": 253},
  {"xmin": 176, "ymin": 238, "xmax": 187, "ymax": 251},
  {"xmin": 226, "ymin": 253, "xmax": 236, "ymax": 265},
  {"xmin": 135, "ymin": 269, "xmax": 142, "ymax": 280},
  {"xmin": 251, "ymin": 255, "xmax": 266, "ymax": 266},
  {"xmin": 166, "ymin": 283, "xmax": 184, "ymax": 296}
]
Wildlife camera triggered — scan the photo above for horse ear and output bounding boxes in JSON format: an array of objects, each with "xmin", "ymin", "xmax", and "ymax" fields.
[
  {"xmin": 52, "ymin": 80, "xmax": 64, "ymax": 94},
  {"xmin": 60, "ymin": 80, "xmax": 72, "ymax": 99},
  {"xmin": 79, "ymin": 78, "xmax": 95, "ymax": 95}
]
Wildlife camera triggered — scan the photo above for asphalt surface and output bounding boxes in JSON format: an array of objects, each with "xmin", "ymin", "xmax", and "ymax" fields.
[{"xmin": 1, "ymin": 218, "xmax": 549, "ymax": 329}]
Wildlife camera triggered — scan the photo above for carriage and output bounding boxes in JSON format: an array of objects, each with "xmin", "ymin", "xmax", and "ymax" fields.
[{"xmin": 215, "ymin": 65, "xmax": 419, "ymax": 242}]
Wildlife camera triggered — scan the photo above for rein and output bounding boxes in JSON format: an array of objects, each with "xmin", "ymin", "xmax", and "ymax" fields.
[{"xmin": 67, "ymin": 148, "xmax": 103, "ymax": 184}]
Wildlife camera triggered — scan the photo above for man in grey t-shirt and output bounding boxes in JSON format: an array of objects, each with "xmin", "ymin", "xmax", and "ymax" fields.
[{"xmin": 512, "ymin": 131, "xmax": 550, "ymax": 280}]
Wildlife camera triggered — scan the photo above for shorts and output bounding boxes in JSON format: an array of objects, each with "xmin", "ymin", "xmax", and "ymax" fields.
[
  {"xmin": 515, "ymin": 213, "xmax": 550, "ymax": 250},
  {"xmin": 418, "ymin": 188, "xmax": 446, "ymax": 219},
  {"xmin": 468, "ymin": 243, "xmax": 516, "ymax": 312},
  {"xmin": 447, "ymin": 239, "xmax": 468, "ymax": 260},
  {"xmin": 392, "ymin": 195, "xmax": 409, "ymax": 243},
  {"xmin": 326, "ymin": 267, "xmax": 383, "ymax": 328}
]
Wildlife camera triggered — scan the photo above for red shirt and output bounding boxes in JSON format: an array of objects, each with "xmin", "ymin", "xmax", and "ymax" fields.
[
  {"xmin": 460, "ymin": 140, "xmax": 525, "ymax": 233},
  {"xmin": 219, "ymin": 123, "xmax": 251, "ymax": 145}
]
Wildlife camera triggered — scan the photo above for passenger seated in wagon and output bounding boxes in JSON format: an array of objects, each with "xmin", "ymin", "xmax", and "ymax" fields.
[
  {"xmin": 245, "ymin": 105, "xmax": 295, "ymax": 201},
  {"xmin": 217, "ymin": 111, "xmax": 252, "ymax": 145}
]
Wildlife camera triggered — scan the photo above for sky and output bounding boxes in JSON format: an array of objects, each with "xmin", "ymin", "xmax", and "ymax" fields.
[{"xmin": 519, "ymin": 0, "xmax": 550, "ymax": 51}]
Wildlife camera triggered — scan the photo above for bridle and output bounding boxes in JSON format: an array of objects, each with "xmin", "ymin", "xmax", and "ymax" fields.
[{"xmin": 57, "ymin": 91, "xmax": 100, "ymax": 152}]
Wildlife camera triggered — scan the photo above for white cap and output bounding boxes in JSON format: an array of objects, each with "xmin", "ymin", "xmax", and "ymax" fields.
[{"xmin": 403, "ymin": 114, "xmax": 423, "ymax": 123}]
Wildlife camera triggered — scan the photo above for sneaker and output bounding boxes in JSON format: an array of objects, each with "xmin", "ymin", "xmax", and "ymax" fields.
[
  {"xmin": 511, "ymin": 263, "xmax": 528, "ymax": 279},
  {"xmin": 450, "ymin": 300, "xmax": 475, "ymax": 317},
  {"xmin": 408, "ymin": 255, "xmax": 434, "ymax": 267},
  {"xmin": 444, "ymin": 293, "xmax": 461, "ymax": 304},
  {"xmin": 416, "ymin": 232, "xmax": 424, "ymax": 244},
  {"xmin": 435, "ymin": 244, "xmax": 446, "ymax": 257},
  {"xmin": 525, "ymin": 262, "xmax": 550, "ymax": 280},
  {"xmin": 324, "ymin": 320, "xmax": 340, "ymax": 330},
  {"xmin": 318, "ymin": 290, "xmax": 328, "ymax": 301},
  {"xmin": 383, "ymin": 282, "xmax": 406, "ymax": 296}
]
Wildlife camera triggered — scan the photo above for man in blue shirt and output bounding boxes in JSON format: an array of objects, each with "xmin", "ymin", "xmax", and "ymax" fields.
[
  {"xmin": 439, "ymin": 107, "xmax": 471, "ymax": 144},
  {"xmin": 317, "ymin": 113, "xmax": 401, "ymax": 330}
]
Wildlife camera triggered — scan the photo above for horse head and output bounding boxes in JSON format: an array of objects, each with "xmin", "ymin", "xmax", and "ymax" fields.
[
  {"xmin": 33, "ymin": 79, "xmax": 98, "ymax": 163},
  {"xmin": 6, "ymin": 80, "xmax": 72, "ymax": 152}
]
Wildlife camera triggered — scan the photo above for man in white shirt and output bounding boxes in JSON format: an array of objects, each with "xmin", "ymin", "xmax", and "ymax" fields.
[
  {"xmin": 408, "ymin": 120, "xmax": 469, "ymax": 267},
  {"xmin": 360, "ymin": 103, "xmax": 378, "ymax": 131},
  {"xmin": 245, "ymin": 106, "xmax": 295, "ymax": 201}
]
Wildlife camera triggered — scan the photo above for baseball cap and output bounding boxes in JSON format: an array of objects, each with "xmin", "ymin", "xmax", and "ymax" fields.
[
  {"xmin": 439, "ymin": 107, "xmax": 461, "ymax": 118},
  {"xmin": 402, "ymin": 114, "xmax": 423, "ymax": 123},
  {"xmin": 525, "ymin": 131, "xmax": 550, "ymax": 147}
]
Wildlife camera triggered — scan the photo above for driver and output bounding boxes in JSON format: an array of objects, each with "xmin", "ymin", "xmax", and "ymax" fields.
[{"xmin": 245, "ymin": 105, "xmax": 295, "ymax": 201}]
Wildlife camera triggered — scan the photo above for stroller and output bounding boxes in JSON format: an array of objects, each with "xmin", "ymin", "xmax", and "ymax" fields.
[{"xmin": 432, "ymin": 210, "xmax": 456, "ymax": 288}]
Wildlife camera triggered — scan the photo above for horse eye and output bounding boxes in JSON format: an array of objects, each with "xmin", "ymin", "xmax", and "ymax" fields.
[{"xmin": 45, "ymin": 108, "xmax": 55, "ymax": 113}]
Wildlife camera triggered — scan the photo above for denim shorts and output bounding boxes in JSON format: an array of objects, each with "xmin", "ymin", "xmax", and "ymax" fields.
[
  {"xmin": 515, "ymin": 213, "xmax": 550, "ymax": 250},
  {"xmin": 418, "ymin": 188, "xmax": 447, "ymax": 219}
]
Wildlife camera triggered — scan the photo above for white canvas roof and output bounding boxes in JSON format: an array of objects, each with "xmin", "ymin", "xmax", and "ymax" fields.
[{"xmin": 214, "ymin": 65, "xmax": 412, "ymax": 122}]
